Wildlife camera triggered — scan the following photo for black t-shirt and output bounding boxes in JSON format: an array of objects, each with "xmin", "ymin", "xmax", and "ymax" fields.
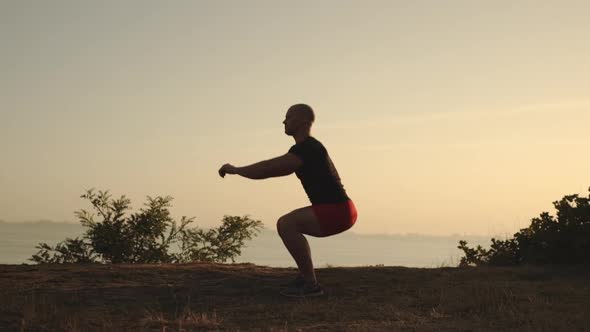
[{"xmin": 288, "ymin": 136, "xmax": 350, "ymax": 204}]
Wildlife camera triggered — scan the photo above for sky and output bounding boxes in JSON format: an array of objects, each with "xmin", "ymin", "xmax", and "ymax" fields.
[{"xmin": 1, "ymin": 1, "xmax": 589, "ymax": 236}]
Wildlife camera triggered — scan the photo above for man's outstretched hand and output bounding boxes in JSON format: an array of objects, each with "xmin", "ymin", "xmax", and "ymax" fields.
[{"xmin": 218, "ymin": 163, "xmax": 237, "ymax": 178}]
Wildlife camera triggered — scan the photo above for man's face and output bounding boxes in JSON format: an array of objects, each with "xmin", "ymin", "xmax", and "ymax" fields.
[{"xmin": 282, "ymin": 108, "xmax": 305, "ymax": 135}]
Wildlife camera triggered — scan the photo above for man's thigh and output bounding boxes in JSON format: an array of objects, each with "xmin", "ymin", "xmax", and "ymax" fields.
[{"xmin": 280, "ymin": 206, "xmax": 324, "ymax": 237}]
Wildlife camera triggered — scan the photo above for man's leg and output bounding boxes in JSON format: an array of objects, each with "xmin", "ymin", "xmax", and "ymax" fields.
[{"xmin": 277, "ymin": 206, "xmax": 324, "ymax": 284}]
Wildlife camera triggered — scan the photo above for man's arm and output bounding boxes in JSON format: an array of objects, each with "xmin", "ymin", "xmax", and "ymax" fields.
[{"xmin": 235, "ymin": 153, "xmax": 302, "ymax": 179}]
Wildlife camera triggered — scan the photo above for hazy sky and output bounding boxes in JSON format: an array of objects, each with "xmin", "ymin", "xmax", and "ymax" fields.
[{"xmin": 2, "ymin": 1, "xmax": 589, "ymax": 235}]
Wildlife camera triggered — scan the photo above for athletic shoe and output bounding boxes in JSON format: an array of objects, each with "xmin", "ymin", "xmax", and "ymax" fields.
[{"xmin": 280, "ymin": 282, "xmax": 324, "ymax": 298}]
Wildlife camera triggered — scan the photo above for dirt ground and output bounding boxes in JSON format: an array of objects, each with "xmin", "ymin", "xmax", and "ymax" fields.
[{"xmin": 1, "ymin": 262, "xmax": 590, "ymax": 331}]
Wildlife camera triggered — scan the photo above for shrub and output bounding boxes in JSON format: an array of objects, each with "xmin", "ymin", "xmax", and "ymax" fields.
[
  {"xmin": 31, "ymin": 238, "xmax": 96, "ymax": 264},
  {"xmin": 31, "ymin": 189, "xmax": 263, "ymax": 264},
  {"xmin": 173, "ymin": 215, "xmax": 265, "ymax": 263},
  {"xmin": 459, "ymin": 187, "xmax": 590, "ymax": 266}
]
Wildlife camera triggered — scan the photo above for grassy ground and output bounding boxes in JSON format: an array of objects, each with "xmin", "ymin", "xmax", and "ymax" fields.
[{"xmin": 1, "ymin": 263, "xmax": 590, "ymax": 331}]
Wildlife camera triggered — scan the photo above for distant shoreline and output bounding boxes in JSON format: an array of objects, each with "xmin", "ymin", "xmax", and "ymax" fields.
[
  {"xmin": 1, "ymin": 221, "xmax": 492, "ymax": 267},
  {"xmin": 0, "ymin": 220, "xmax": 501, "ymax": 238}
]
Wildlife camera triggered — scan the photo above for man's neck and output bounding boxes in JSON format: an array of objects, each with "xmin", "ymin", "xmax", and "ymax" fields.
[{"xmin": 293, "ymin": 131, "xmax": 311, "ymax": 144}]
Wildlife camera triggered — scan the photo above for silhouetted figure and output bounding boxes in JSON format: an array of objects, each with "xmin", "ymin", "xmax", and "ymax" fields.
[{"xmin": 218, "ymin": 103, "xmax": 358, "ymax": 297}]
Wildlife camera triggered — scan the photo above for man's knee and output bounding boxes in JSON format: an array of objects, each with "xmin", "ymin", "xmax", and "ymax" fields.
[{"xmin": 277, "ymin": 215, "xmax": 294, "ymax": 237}]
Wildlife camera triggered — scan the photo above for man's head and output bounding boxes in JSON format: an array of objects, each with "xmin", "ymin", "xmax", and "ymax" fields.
[{"xmin": 283, "ymin": 104, "xmax": 315, "ymax": 136}]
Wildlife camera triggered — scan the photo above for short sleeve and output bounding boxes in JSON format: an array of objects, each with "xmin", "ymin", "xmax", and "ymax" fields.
[{"xmin": 288, "ymin": 144, "xmax": 307, "ymax": 164}]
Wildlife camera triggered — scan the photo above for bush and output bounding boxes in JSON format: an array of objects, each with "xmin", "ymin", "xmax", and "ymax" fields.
[
  {"xmin": 31, "ymin": 189, "xmax": 263, "ymax": 264},
  {"xmin": 31, "ymin": 238, "xmax": 96, "ymax": 264},
  {"xmin": 459, "ymin": 187, "xmax": 590, "ymax": 266},
  {"xmin": 173, "ymin": 215, "xmax": 264, "ymax": 263}
]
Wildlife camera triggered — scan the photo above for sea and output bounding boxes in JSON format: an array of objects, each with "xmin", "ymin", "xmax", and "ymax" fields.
[{"xmin": 0, "ymin": 221, "xmax": 491, "ymax": 268}]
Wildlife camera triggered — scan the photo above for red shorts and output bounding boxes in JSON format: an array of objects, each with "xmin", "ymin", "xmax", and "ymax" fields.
[{"xmin": 312, "ymin": 200, "xmax": 358, "ymax": 237}]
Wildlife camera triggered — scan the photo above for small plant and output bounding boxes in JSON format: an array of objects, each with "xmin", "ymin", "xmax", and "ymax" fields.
[
  {"xmin": 174, "ymin": 215, "xmax": 264, "ymax": 263},
  {"xmin": 31, "ymin": 189, "xmax": 262, "ymax": 264},
  {"xmin": 31, "ymin": 238, "xmax": 96, "ymax": 264},
  {"xmin": 459, "ymin": 187, "xmax": 590, "ymax": 266}
]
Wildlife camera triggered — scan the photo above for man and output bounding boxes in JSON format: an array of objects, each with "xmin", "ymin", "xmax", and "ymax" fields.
[{"xmin": 218, "ymin": 103, "xmax": 358, "ymax": 297}]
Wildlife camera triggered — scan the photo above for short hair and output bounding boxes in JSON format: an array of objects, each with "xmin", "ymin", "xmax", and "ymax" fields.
[{"xmin": 289, "ymin": 103, "xmax": 315, "ymax": 123}]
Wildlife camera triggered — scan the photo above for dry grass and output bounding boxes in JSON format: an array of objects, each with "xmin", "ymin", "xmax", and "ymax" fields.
[
  {"xmin": 141, "ymin": 307, "xmax": 222, "ymax": 331},
  {"xmin": 1, "ymin": 263, "xmax": 590, "ymax": 331}
]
